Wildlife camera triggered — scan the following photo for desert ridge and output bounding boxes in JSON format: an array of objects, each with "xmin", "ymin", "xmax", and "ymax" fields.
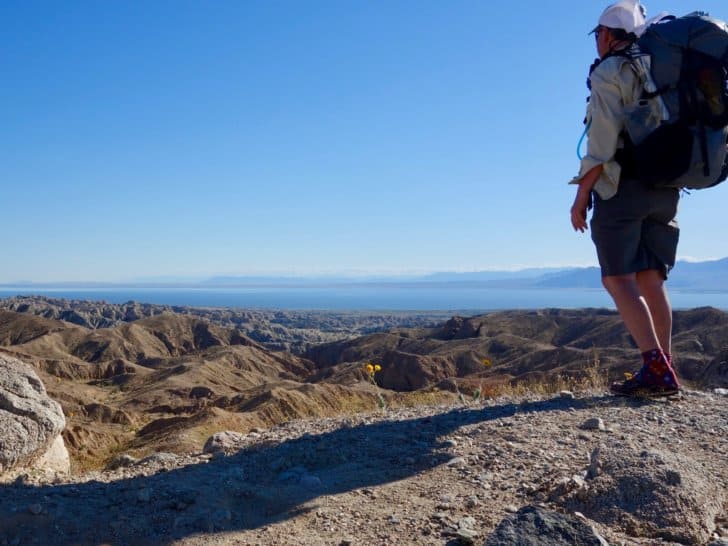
[{"xmin": 0, "ymin": 296, "xmax": 727, "ymax": 472}]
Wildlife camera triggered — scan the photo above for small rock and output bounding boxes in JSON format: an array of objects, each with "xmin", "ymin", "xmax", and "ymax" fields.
[
  {"xmin": 106, "ymin": 454, "xmax": 139, "ymax": 471},
  {"xmin": 173, "ymin": 488, "xmax": 197, "ymax": 506},
  {"xmin": 714, "ymin": 388, "xmax": 728, "ymax": 397},
  {"xmin": 226, "ymin": 466, "xmax": 245, "ymax": 481},
  {"xmin": 269, "ymin": 457, "xmax": 288, "ymax": 471},
  {"xmin": 172, "ymin": 516, "xmax": 187, "ymax": 529},
  {"xmin": 455, "ymin": 527, "xmax": 479, "ymax": 544},
  {"xmin": 464, "ymin": 495, "xmax": 479, "ymax": 508},
  {"xmin": 446, "ymin": 457, "xmax": 467, "ymax": 468},
  {"xmin": 137, "ymin": 488, "xmax": 153, "ymax": 503},
  {"xmin": 581, "ymin": 418, "xmax": 605, "ymax": 431},
  {"xmin": 458, "ymin": 516, "xmax": 477, "ymax": 529},
  {"xmin": 137, "ymin": 452, "xmax": 179, "ymax": 466},
  {"xmin": 212, "ymin": 508, "xmax": 232, "ymax": 522},
  {"xmin": 587, "ymin": 446, "xmax": 603, "ymax": 479},
  {"xmin": 13, "ymin": 474, "xmax": 31, "ymax": 486},
  {"xmin": 300, "ymin": 475, "xmax": 322, "ymax": 489},
  {"xmin": 278, "ymin": 469, "xmax": 303, "ymax": 482},
  {"xmin": 559, "ymin": 391, "xmax": 575, "ymax": 400},
  {"xmin": 203, "ymin": 431, "xmax": 246, "ymax": 455},
  {"xmin": 27, "ymin": 504, "xmax": 42, "ymax": 515}
]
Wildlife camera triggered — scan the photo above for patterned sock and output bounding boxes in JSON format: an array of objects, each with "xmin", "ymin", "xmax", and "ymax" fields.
[
  {"xmin": 641, "ymin": 348, "xmax": 664, "ymax": 365},
  {"xmin": 640, "ymin": 349, "xmax": 679, "ymax": 388}
]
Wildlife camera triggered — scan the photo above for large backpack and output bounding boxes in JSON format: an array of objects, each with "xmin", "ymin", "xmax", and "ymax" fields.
[{"xmin": 618, "ymin": 12, "xmax": 728, "ymax": 189}]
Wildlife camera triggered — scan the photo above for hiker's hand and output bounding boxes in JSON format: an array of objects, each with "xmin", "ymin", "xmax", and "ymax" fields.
[
  {"xmin": 570, "ymin": 192, "xmax": 590, "ymax": 233},
  {"xmin": 570, "ymin": 165, "xmax": 601, "ymax": 233}
]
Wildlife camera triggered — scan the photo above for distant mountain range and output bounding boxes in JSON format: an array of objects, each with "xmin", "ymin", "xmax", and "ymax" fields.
[
  {"xmin": 201, "ymin": 259, "xmax": 728, "ymax": 291},
  {"xmin": 531, "ymin": 258, "xmax": 728, "ymax": 291},
  {"xmin": 3, "ymin": 258, "xmax": 727, "ymax": 292}
]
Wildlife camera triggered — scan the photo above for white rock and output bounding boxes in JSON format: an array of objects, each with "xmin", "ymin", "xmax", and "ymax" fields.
[
  {"xmin": 36, "ymin": 435, "xmax": 70, "ymax": 476},
  {"xmin": 0, "ymin": 355, "xmax": 68, "ymax": 480},
  {"xmin": 203, "ymin": 431, "xmax": 246, "ymax": 455},
  {"xmin": 446, "ymin": 457, "xmax": 467, "ymax": 468}
]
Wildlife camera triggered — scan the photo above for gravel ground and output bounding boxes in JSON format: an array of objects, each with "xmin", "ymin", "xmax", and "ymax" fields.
[{"xmin": 1, "ymin": 388, "xmax": 727, "ymax": 546}]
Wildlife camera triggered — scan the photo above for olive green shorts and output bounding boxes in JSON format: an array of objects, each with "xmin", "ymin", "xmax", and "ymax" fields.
[{"xmin": 590, "ymin": 178, "xmax": 680, "ymax": 278}]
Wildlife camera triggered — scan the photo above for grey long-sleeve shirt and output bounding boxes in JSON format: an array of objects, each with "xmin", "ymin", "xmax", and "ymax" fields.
[{"xmin": 570, "ymin": 54, "xmax": 645, "ymax": 199}]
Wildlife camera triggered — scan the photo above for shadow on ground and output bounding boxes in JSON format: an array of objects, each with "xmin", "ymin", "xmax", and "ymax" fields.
[{"xmin": 0, "ymin": 394, "xmax": 648, "ymax": 545}]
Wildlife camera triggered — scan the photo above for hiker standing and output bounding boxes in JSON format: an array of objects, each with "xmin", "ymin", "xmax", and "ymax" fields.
[{"xmin": 569, "ymin": 1, "xmax": 681, "ymax": 396}]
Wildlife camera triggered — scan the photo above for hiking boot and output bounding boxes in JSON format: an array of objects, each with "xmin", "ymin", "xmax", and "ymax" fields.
[
  {"xmin": 609, "ymin": 371, "xmax": 679, "ymax": 397},
  {"xmin": 610, "ymin": 349, "xmax": 680, "ymax": 397}
]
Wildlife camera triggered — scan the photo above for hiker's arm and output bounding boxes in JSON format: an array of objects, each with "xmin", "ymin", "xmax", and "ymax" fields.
[
  {"xmin": 572, "ymin": 63, "xmax": 630, "ymax": 201},
  {"xmin": 570, "ymin": 63, "xmax": 629, "ymax": 232},
  {"xmin": 571, "ymin": 164, "xmax": 602, "ymax": 232},
  {"xmin": 580, "ymin": 68, "xmax": 625, "ymax": 174}
]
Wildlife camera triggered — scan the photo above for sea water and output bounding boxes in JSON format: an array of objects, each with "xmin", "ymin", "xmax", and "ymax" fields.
[{"xmin": 1, "ymin": 286, "xmax": 727, "ymax": 312}]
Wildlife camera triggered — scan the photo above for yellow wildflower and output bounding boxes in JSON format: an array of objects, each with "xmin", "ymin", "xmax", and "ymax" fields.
[{"xmin": 366, "ymin": 364, "xmax": 374, "ymax": 374}]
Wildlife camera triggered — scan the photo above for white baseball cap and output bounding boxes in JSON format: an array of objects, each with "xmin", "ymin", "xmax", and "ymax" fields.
[{"xmin": 590, "ymin": 0, "xmax": 647, "ymax": 36}]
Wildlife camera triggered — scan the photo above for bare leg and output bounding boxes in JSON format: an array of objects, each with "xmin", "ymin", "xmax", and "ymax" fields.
[
  {"xmin": 636, "ymin": 269, "xmax": 672, "ymax": 354},
  {"xmin": 601, "ymin": 273, "xmax": 661, "ymax": 352}
]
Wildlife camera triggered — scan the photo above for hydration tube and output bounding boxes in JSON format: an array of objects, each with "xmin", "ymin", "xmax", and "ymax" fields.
[{"xmin": 576, "ymin": 119, "xmax": 591, "ymax": 160}]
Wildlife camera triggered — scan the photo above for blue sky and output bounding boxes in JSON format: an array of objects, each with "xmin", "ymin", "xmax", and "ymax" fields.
[{"xmin": 2, "ymin": 0, "xmax": 727, "ymax": 282}]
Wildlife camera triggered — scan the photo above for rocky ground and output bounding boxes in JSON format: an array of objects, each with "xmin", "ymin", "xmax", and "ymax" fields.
[{"xmin": 2, "ymin": 389, "xmax": 727, "ymax": 546}]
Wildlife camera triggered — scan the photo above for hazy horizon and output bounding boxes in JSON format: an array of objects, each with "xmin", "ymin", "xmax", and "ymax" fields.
[{"xmin": 2, "ymin": 255, "xmax": 727, "ymax": 286}]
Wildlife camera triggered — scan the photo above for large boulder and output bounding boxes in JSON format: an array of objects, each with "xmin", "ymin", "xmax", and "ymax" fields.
[
  {"xmin": 484, "ymin": 505, "xmax": 609, "ymax": 546},
  {"xmin": 561, "ymin": 442, "xmax": 724, "ymax": 545},
  {"xmin": 0, "ymin": 354, "xmax": 69, "ymax": 479}
]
